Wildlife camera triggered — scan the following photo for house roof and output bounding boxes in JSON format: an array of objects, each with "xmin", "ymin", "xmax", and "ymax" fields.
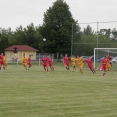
[{"xmin": 5, "ymin": 45, "xmax": 38, "ymax": 51}]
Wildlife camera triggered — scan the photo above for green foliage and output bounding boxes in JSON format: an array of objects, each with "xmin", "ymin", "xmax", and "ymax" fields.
[
  {"xmin": 83, "ymin": 25, "xmax": 92, "ymax": 35},
  {"xmin": 39, "ymin": 0, "xmax": 80, "ymax": 55},
  {"xmin": 0, "ymin": 36, "xmax": 8, "ymax": 53},
  {"xmin": 72, "ymin": 33, "xmax": 117, "ymax": 56}
]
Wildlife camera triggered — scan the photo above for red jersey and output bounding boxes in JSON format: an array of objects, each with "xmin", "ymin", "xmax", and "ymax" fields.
[
  {"xmin": 101, "ymin": 58, "xmax": 107, "ymax": 70},
  {"xmin": 63, "ymin": 56, "xmax": 69, "ymax": 64},
  {"xmin": 27, "ymin": 57, "xmax": 31, "ymax": 63},
  {"xmin": 47, "ymin": 57, "xmax": 52, "ymax": 64},
  {"xmin": 0, "ymin": 55, "xmax": 4, "ymax": 64},
  {"xmin": 86, "ymin": 58, "xmax": 93, "ymax": 65},
  {"xmin": 102, "ymin": 58, "xmax": 107, "ymax": 65},
  {"xmin": 0, "ymin": 55, "xmax": 3, "ymax": 61},
  {"xmin": 41, "ymin": 57, "xmax": 47, "ymax": 64},
  {"xmin": 107, "ymin": 56, "xmax": 112, "ymax": 61}
]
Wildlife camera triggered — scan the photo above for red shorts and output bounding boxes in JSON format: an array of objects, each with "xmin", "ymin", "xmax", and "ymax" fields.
[
  {"xmin": 64, "ymin": 62, "xmax": 69, "ymax": 66},
  {"xmin": 102, "ymin": 65, "xmax": 106, "ymax": 71},
  {"xmin": 28, "ymin": 63, "xmax": 32, "ymax": 67},
  {"xmin": 0, "ymin": 60, "xmax": 4, "ymax": 65},
  {"xmin": 88, "ymin": 65, "xmax": 93, "ymax": 69},
  {"xmin": 48, "ymin": 62, "xmax": 52, "ymax": 66},
  {"xmin": 43, "ymin": 63, "xmax": 47, "ymax": 67}
]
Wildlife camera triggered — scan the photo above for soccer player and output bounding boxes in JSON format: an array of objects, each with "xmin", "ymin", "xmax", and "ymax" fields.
[
  {"xmin": 71, "ymin": 55, "xmax": 77, "ymax": 72},
  {"xmin": 22, "ymin": 53, "xmax": 27, "ymax": 70},
  {"xmin": 47, "ymin": 55, "xmax": 54, "ymax": 71},
  {"xmin": 0, "ymin": 53, "xmax": 4, "ymax": 71},
  {"xmin": 63, "ymin": 54, "xmax": 70, "ymax": 71},
  {"xmin": 27, "ymin": 55, "xmax": 32, "ymax": 70},
  {"xmin": 107, "ymin": 55, "xmax": 112, "ymax": 67},
  {"xmin": 106, "ymin": 57, "xmax": 113, "ymax": 73},
  {"xmin": 41, "ymin": 55, "xmax": 49, "ymax": 73},
  {"xmin": 3, "ymin": 54, "xmax": 7, "ymax": 71},
  {"xmin": 76, "ymin": 55, "xmax": 84, "ymax": 74},
  {"xmin": 101, "ymin": 56, "xmax": 107, "ymax": 76},
  {"xmin": 85, "ymin": 56, "xmax": 96, "ymax": 73}
]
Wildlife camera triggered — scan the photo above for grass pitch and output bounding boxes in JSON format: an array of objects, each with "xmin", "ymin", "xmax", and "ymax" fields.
[{"xmin": 0, "ymin": 62, "xmax": 117, "ymax": 117}]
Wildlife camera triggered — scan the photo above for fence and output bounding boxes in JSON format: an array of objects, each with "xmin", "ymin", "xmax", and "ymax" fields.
[{"xmin": 71, "ymin": 21, "xmax": 117, "ymax": 57}]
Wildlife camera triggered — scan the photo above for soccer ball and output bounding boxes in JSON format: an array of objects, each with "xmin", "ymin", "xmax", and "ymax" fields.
[{"xmin": 43, "ymin": 38, "xmax": 46, "ymax": 41}]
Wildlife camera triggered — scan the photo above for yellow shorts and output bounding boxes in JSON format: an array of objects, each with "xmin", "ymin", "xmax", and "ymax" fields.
[
  {"xmin": 78, "ymin": 64, "xmax": 83, "ymax": 69},
  {"xmin": 72, "ymin": 63, "xmax": 76, "ymax": 67},
  {"xmin": 22, "ymin": 62, "xmax": 27, "ymax": 66}
]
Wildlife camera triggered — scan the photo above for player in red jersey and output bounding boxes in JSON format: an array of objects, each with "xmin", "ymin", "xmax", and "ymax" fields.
[
  {"xmin": 47, "ymin": 55, "xmax": 54, "ymax": 71},
  {"xmin": 63, "ymin": 54, "xmax": 70, "ymax": 71},
  {"xmin": 0, "ymin": 53, "xmax": 4, "ymax": 71},
  {"xmin": 41, "ymin": 55, "xmax": 49, "ymax": 73},
  {"xmin": 101, "ymin": 56, "xmax": 107, "ymax": 76},
  {"xmin": 85, "ymin": 56, "xmax": 96, "ymax": 73},
  {"xmin": 27, "ymin": 55, "xmax": 32, "ymax": 70}
]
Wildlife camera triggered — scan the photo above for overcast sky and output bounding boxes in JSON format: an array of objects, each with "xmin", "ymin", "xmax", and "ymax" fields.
[{"xmin": 0, "ymin": 0, "xmax": 117, "ymax": 31}]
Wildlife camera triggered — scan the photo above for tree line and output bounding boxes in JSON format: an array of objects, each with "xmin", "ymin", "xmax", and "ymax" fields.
[{"xmin": 0, "ymin": 0, "xmax": 117, "ymax": 57}]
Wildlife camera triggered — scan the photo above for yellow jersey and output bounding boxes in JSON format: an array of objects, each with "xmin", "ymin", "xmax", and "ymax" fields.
[
  {"xmin": 3, "ymin": 56, "xmax": 7, "ymax": 66},
  {"xmin": 71, "ymin": 57, "xmax": 76, "ymax": 66},
  {"xmin": 22, "ymin": 57, "xmax": 27, "ymax": 64},
  {"xmin": 76, "ymin": 57, "xmax": 83, "ymax": 65}
]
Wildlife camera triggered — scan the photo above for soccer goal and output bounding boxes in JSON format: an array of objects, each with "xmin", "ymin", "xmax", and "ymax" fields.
[{"xmin": 94, "ymin": 48, "xmax": 117, "ymax": 71}]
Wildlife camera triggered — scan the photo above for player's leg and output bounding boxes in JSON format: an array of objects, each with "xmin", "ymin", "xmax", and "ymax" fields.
[
  {"xmin": 0, "ymin": 62, "xmax": 1, "ymax": 70},
  {"xmin": 65, "ymin": 64, "xmax": 68, "ymax": 70},
  {"xmin": 46, "ymin": 65, "xmax": 49, "ymax": 73},
  {"xmin": 90, "ymin": 65, "xmax": 96, "ymax": 73},
  {"xmin": 28, "ymin": 63, "xmax": 32, "ymax": 70},
  {"xmin": 73, "ymin": 64, "xmax": 76, "ymax": 72},
  {"xmin": 23, "ymin": 63, "xmax": 27, "ymax": 70},
  {"xmin": 51, "ymin": 65, "xmax": 54, "ymax": 71},
  {"xmin": 79, "ymin": 65, "xmax": 83, "ymax": 74},
  {"xmin": 0, "ymin": 64, "xmax": 1, "ymax": 71},
  {"xmin": 43, "ymin": 64, "xmax": 46, "ymax": 71},
  {"xmin": 102, "ymin": 66, "xmax": 106, "ymax": 76},
  {"xmin": 67, "ymin": 63, "xmax": 70, "ymax": 71},
  {"xmin": 3, "ymin": 63, "xmax": 6, "ymax": 70}
]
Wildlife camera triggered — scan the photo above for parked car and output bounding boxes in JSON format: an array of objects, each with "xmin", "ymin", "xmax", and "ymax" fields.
[
  {"xmin": 81, "ymin": 56, "xmax": 87, "ymax": 61},
  {"xmin": 111, "ymin": 57, "xmax": 117, "ymax": 62},
  {"xmin": 96, "ymin": 57, "xmax": 103, "ymax": 62}
]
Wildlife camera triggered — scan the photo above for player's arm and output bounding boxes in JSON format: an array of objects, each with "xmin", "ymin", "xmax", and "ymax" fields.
[{"xmin": 63, "ymin": 58, "xmax": 65, "ymax": 63}]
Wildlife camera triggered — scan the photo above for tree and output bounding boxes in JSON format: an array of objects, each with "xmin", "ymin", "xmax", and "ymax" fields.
[
  {"xmin": 39, "ymin": 0, "xmax": 81, "ymax": 55},
  {"xmin": 0, "ymin": 36, "xmax": 9, "ymax": 53},
  {"xmin": 24, "ymin": 23, "xmax": 40, "ymax": 49},
  {"xmin": 83, "ymin": 25, "xmax": 92, "ymax": 35},
  {"xmin": 13, "ymin": 25, "xmax": 26, "ymax": 45}
]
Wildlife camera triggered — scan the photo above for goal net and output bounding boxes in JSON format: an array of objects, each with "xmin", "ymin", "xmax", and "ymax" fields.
[{"xmin": 94, "ymin": 48, "xmax": 117, "ymax": 71}]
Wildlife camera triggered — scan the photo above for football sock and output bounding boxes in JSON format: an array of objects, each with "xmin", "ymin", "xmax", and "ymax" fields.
[
  {"xmin": 46, "ymin": 68, "xmax": 48, "ymax": 72},
  {"xmin": 103, "ymin": 73, "xmax": 105, "ymax": 76},
  {"xmin": 44, "ymin": 67, "xmax": 46, "ymax": 71},
  {"xmin": 67, "ymin": 67, "xmax": 69, "ymax": 70},
  {"xmin": 3, "ymin": 66, "xmax": 5, "ymax": 70},
  {"xmin": 80, "ymin": 69, "xmax": 83, "ymax": 74}
]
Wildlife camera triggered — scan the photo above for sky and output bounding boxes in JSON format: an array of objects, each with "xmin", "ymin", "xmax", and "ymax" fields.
[{"xmin": 0, "ymin": 0, "xmax": 117, "ymax": 31}]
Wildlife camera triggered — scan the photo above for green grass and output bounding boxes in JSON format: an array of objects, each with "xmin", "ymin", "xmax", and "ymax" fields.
[{"xmin": 0, "ymin": 62, "xmax": 117, "ymax": 117}]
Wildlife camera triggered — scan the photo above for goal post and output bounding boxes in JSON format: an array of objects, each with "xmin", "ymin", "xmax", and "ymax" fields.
[{"xmin": 94, "ymin": 48, "xmax": 117, "ymax": 70}]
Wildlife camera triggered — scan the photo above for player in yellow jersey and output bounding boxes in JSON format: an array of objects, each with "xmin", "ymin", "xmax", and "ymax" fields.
[
  {"xmin": 76, "ymin": 55, "xmax": 84, "ymax": 74},
  {"xmin": 22, "ymin": 53, "xmax": 27, "ymax": 70},
  {"xmin": 71, "ymin": 55, "xmax": 77, "ymax": 72},
  {"xmin": 3, "ymin": 54, "xmax": 7, "ymax": 71},
  {"xmin": 106, "ymin": 57, "xmax": 113, "ymax": 73}
]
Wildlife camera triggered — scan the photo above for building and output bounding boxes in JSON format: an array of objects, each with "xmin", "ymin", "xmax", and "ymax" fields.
[{"xmin": 4, "ymin": 45, "xmax": 38, "ymax": 61}]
